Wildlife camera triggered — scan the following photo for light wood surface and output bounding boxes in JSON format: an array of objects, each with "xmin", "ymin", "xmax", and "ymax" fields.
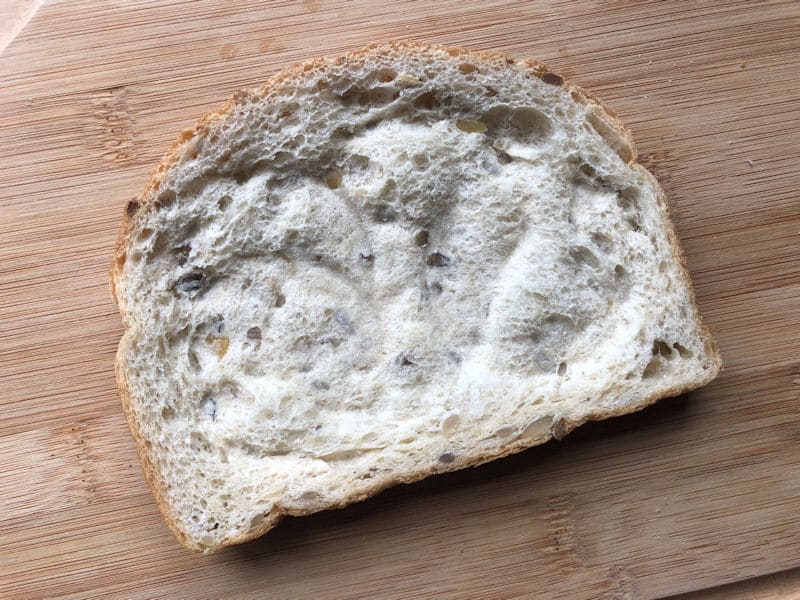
[
  {"xmin": 1, "ymin": 1, "xmax": 799, "ymax": 598},
  {"xmin": 0, "ymin": 0, "xmax": 41, "ymax": 54}
]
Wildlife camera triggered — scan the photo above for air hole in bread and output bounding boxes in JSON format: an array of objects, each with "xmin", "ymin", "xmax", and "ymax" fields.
[
  {"xmin": 274, "ymin": 291, "xmax": 286, "ymax": 308},
  {"xmin": 339, "ymin": 84, "xmax": 399, "ymax": 107},
  {"xmin": 301, "ymin": 490, "xmax": 320, "ymax": 502},
  {"xmin": 591, "ymin": 231, "xmax": 612, "ymax": 251},
  {"xmin": 278, "ymin": 102, "xmax": 299, "ymax": 118},
  {"xmin": 426, "ymin": 251, "xmax": 450, "ymax": 267},
  {"xmin": 493, "ymin": 147, "xmax": 513, "ymax": 164},
  {"xmin": 540, "ymin": 313, "xmax": 575, "ymax": 337},
  {"xmin": 557, "ymin": 361, "xmax": 567, "ymax": 376},
  {"xmin": 232, "ymin": 161, "xmax": 268, "ymax": 185},
  {"xmin": 217, "ymin": 195, "xmax": 232, "ymax": 211},
  {"xmin": 411, "ymin": 153, "xmax": 430, "ymax": 168},
  {"xmin": 439, "ymin": 452, "xmax": 456, "ymax": 464},
  {"xmin": 456, "ymin": 119, "xmax": 488, "ymax": 133},
  {"xmin": 358, "ymin": 251, "xmax": 374, "ymax": 267},
  {"xmin": 414, "ymin": 91, "xmax": 438, "ymax": 110},
  {"xmin": 374, "ymin": 68, "xmax": 397, "ymax": 83},
  {"xmin": 273, "ymin": 151, "xmax": 294, "ymax": 167},
  {"xmin": 161, "ymin": 406, "xmax": 176, "ymax": 420},
  {"xmin": 151, "ymin": 231, "xmax": 169, "ymax": 256},
  {"xmin": 338, "ymin": 85, "xmax": 360, "ymax": 104},
  {"xmin": 331, "ymin": 125, "xmax": 353, "ymax": 140},
  {"xmin": 653, "ymin": 340, "xmax": 674, "ymax": 360},
  {"xmin": 286, "ymin": 135, "xmax": 306, "ymax": 150},
  {"xmin": 423, "ymin": 280, "xmax": 443, "ymax": 299},
  {"xmin": 459, "ymin": 62, "xmax": 478, "ymax": 74},
  {"xmin": 568, "ymin": 246, "xmax": 600, "ymax": 268},
  {"xmin": 579, "ymin": 162, "xmax": 596, "ymax": 178},
  {"xmin": 618, "ymin": 187, "xmax": 640, "ymax": 211},
  {"xmin": 413, "ymin": 229, "xmax": 430, "ymax": 247},
  {"xmin": 642, "ymin": 357, "xmax": 663, "ymax": 379},
  {"xmin": 373, "ymin": 204, "xmax": 398, "ymax": 223},
  {"xmin": 483, "ymin": 105, "xmax": 551, "ymax": 141},
  {"xmin": 571, "ymin": 157, "xmax": 624, "ymax": 192},
  {"xmin": 358, "ymin": 89, "xmax": 374, "ymax": 106},
  {"xmin": 137, "ymin": 228, "xmax": 154, "ymax": 242},
  {"xmin": 397, "ymin": 353, "xmax": 416, "ymax": 367},
  {"xmin": 156, "ymin": 189, "xmax": 177, "ymax": 210},
  {"xmin": 614, "ymin": 264, "xmax": 626, "ymax": 278},
  {"xmin": 169, "ymin": 325, "xmax": 191, "ymax": 344},
  {"xmin": 187, "ymin": 349, "xmax": 200, "ymax": 372},
  {"xmin": 343, "ymin": 153, "xmax": 374, "ymax": 180},
  {"xmin": 673, "ymin": 342, "xmax": 693, "ymax": 359},
  {"xmin": 174, "ymin": 244, "xmax": 191, "ymax": 266}
]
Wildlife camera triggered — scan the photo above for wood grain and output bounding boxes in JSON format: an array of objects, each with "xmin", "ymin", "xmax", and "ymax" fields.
[{"xmin": 1, "ymin": 1, "xmax": 798, "ymax": 598}]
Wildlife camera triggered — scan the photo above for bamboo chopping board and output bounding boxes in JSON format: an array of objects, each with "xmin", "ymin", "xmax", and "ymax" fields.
[{"xmin": 1, "ymin": 1, "xmax": 799, "ymax": 598}]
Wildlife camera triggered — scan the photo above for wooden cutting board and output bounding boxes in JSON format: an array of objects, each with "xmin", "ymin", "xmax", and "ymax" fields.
[{"xmin": 1, "ymin": 1, "xmax": 798, "ymax": 598}]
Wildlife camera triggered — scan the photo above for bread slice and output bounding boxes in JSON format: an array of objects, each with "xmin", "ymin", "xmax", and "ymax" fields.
[{"xmin": 111, "ymin": 41, "xmax": 721, "ymax": 552}]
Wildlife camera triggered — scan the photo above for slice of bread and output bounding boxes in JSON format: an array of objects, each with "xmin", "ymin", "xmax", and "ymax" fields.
[{"xmin": 111, "ymin": 41, "xmax": 721, "ymax": 552}]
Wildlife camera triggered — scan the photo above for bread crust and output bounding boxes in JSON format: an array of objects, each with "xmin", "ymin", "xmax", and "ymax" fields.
[{"xmin": 110, "ymin": 41, "xmax": 722, "ymax": 553}]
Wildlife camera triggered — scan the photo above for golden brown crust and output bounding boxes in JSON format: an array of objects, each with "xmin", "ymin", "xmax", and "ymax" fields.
[{"xmin": 110, "ymin": 40, "xmax": 722, "ymax": 553}]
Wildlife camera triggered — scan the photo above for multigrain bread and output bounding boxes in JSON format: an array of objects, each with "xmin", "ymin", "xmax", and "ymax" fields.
[{"xmin": 111, "ymin": 42, "xmax": 721, "ymax": 552}]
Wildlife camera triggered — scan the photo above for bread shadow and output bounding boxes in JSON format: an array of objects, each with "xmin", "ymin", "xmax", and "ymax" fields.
[{"xmin": 228, "ymin": 391, "xmax": 695, "ymax": 563}]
